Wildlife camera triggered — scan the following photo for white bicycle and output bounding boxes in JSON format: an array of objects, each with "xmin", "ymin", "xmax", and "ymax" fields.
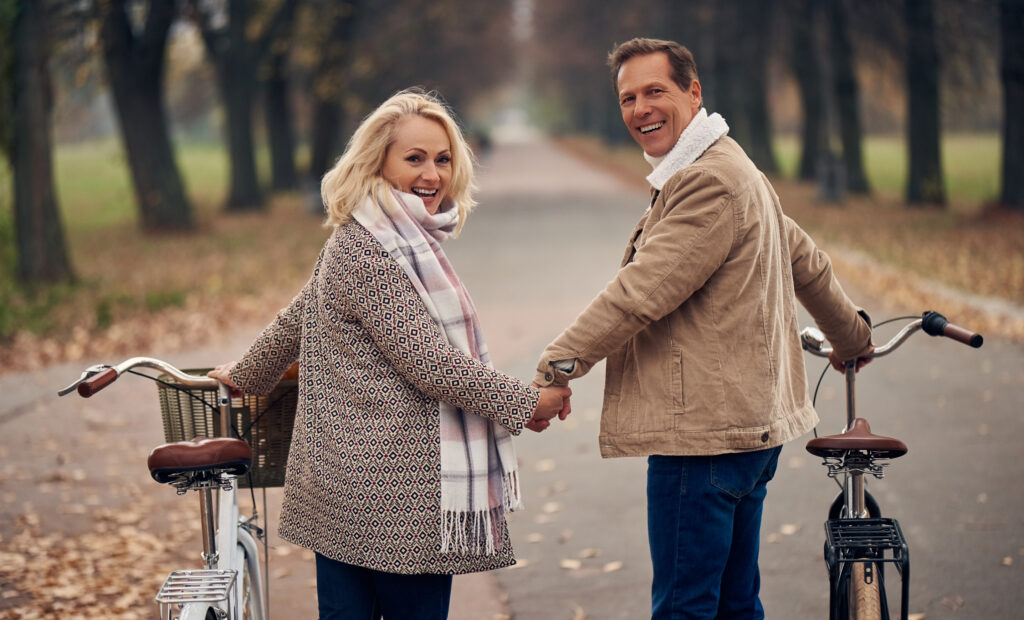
[{"xmin": 59, "ymin": 357, "xmax": 298, "ymax": 619}]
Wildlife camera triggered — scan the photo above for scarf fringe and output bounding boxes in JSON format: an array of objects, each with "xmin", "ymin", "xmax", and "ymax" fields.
[{"xmin": 440, "ymin": 471, "xmax": 521, "ymax": 555}]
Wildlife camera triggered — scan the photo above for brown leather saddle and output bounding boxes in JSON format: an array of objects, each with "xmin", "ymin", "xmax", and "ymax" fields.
[{"xmin": 806, "ymin": 418, "xmax": 908, "ymax": 459}]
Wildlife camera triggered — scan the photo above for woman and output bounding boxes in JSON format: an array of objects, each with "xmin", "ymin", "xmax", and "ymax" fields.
[{"xmin": 209, "ymin": 90, "xmax": 570, "ymax": 619}]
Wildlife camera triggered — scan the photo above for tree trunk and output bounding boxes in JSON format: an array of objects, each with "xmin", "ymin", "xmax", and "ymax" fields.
[
  {"xmin": 1001, "ymin": 0, "xmax": 1024, "ymax": 208},
  {"xmin": 99, "ymin": 0, "xmax": 194, "ymax": 231},
  {"xmin": 739, "ymin": 0, "xmax": 778, "ymax": 174},
  {"xmin": 12, "ymin": 0, "xmax": 73, "ymax": 283},
  {"xmin": 905, "ymin": 0, "xmax": 945, "ymax": 205},
  {"xmin": 790, "ymin": 0, "xmax": 825, "ymax": 181},
  {"xmin": 218, "ymin": 0, "xmax": 263, "ymax": 211},
  {"xmin": 710, "ymin": 1, "xmax": 747, "ymax": 147},
  {"xmin": 827, "ymin": 0, "xmax": 870, "ymax": 194},
  {"xmin": 264, "ymin": 51, "xmax": 298, "ymax": 191},
  {"xmin": 308, "ymin": 1, "xmax": 361, "ymax": 182}
]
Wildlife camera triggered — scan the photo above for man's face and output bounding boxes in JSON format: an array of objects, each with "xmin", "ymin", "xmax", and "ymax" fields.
[{"xmin": 616, "ymin": 52, "xmax": 702, "ymax": 157}]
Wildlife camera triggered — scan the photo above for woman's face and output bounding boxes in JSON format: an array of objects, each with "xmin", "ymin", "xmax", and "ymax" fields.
[{"xmin": 381, "ymin": 115, "xmax": 452, "ymax": 214}]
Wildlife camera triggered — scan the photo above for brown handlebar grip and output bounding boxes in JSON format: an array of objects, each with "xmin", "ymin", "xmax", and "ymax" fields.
[
  {"xmin": 944, "ymin": 323, "xmax": 984, "ymax": 348},
  {"xmin": 78, "ymin": 368, "xmax": 118, "ymax": 397}
]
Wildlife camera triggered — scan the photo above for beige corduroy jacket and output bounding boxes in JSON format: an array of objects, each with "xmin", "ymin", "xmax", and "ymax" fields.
[{"xmin": 535, "ymin": 137, "xmax": 871, "ymax": 457}]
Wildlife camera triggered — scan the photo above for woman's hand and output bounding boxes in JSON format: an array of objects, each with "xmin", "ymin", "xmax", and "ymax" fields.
[
  {"xmin": 207, "ymin": 362, "xmax": 242, "ymax": 396},
  {"xmin": 526, "ymin": 386, "xmax": 572, "ymax": 433}
]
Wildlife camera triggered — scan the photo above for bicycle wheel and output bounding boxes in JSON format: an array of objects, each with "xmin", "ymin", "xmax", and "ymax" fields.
[
  {"xmin": 239, "ymin": 547, "xmax": 260, "ymax": 620},
  {"xmin": 849, "ymin": 562, "xmax": 883, "ymax": 620}
]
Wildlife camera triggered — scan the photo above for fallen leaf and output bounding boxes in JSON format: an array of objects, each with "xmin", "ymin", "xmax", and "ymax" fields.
[
  {"xmin": 603, "ymin": 561, "xmax": 623, "ymax": 573},
  {"xmin": 940, "ymin": 595, "xmax": 965, "ymax": 611},
  {"xmin": 535, "ymin": 459, "xmax": 557, "ymax": 472},
  {"xmin": 578, "ymin": 548, "xmax": 599, "ymax": 559},
  {"xmin": 542, "ymin": 502, "xmax": 563, "ymax": 514},
  {"xmin": 571, "ymin": 602, "xmax": 587, "ymax": 619},
  {"xmin": 977, "ymin": 493, "xmax": 988, "ymax": 504},
  {"xmin": 779, "ymin": 523, "xmax": 802, "ymax": 536},
  {"xmin": 908, "ymin": 613, "xmax": 926, "ymax": 620},
  {"xmin": 1002, "ymin": 556, "xmax": 1013, "ymax": 566},
  {"xmin": 526, "ymin": 533, "xmax": 544, "ymax": 543},
  {"xmin": 560, "ymin": 559, "xmax": 582, "ymax": 570}
]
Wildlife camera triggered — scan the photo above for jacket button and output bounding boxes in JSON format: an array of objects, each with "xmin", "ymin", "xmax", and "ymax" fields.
[
  {"xmin": 760, "ymin": 432, "xmax": 769, "ymax": 442},
  {"xmin": 544, "ymin": 372, "xmax": 553, "ymax": 381}
]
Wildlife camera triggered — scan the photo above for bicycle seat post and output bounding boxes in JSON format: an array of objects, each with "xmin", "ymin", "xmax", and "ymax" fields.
[
  {"xmin": 200, "ymin": 485, "xmax": 219, "ymax": 568},
  {"xmin": 843, "ymin": 360, "xmax": 867, "ymax": 520}
]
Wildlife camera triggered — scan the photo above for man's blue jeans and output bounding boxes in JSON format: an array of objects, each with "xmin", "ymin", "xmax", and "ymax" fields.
[
  {"xmin": 647, "ymin": 446, "xmax": 782, "ymax": 619},
  {"xmin": 315, "ymin": 553, "xmax": 453, "ymax": 619}
]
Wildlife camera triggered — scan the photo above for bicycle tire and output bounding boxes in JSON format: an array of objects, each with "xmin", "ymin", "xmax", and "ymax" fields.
[
  {"xmin": 849, "ymin": 562, "xmax": 883, "ymax": 620},
  {"xmin": 240, "ymin": 546, "xmax": 259, "ymax": 620}
]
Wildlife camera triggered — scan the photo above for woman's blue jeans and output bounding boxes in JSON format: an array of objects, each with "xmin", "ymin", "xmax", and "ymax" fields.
[
  {"xmin": 315, "ymin": 553, "xmax": 453, "ymax": 619},
  {"xmin": 647, "ymin": 446, "xmax": 782, "ymax": 620}
]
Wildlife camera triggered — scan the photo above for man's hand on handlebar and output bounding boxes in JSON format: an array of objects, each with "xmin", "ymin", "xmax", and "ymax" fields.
[{"xmin": 828, "ymin": 346, "xmax": 875, "ymax": 373}]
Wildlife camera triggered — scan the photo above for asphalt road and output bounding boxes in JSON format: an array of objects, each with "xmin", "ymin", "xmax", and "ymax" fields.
[{"xmin": 1, "ymin": 136, "xmax": 1021, "ymax": 619}]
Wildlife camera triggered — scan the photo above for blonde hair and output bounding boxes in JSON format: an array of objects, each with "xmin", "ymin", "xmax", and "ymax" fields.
[{"xmin": 321, "ymin": 89, "xmax": 477, "ymax": 234}]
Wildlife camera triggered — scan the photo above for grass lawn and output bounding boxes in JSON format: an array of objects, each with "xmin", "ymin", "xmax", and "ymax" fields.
[
  {"xmin": 1, "ymin": 131, "xmax": 1021, "ymax": 371},
  {"xmin": 773, "ymin": 133, "xmax": 1002, "ymax": 213}
]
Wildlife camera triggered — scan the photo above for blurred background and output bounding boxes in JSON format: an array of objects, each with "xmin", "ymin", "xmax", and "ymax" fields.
[{"xmin": 1, "ymin": 0, "xmax": 1022, "ymax": 365}]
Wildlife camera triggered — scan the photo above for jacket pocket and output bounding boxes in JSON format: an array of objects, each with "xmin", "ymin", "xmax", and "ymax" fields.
[{"xmin": 670, "ymin": 345, "xmax": 684, "ymax": 413}]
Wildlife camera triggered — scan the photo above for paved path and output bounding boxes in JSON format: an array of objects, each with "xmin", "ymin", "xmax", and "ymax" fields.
[{"xmin": 2, "ymin": 136, "xmax": 1021, "ymax": 619}]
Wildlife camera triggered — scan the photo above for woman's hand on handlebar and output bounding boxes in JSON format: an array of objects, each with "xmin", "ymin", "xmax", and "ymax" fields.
[
  {"xmin": 829, "ymin": 345, "xmax": 875, "ymax": 373},
  {"xmin": 208, "ymin": 362, "xmax": 243, "ymax": 396}
]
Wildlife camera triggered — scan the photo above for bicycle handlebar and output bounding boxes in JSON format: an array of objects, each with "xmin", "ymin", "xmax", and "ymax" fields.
[
  {"xmin": 58, "ymin": 357, "xmax": 219, "ymax": 397},
  {"xmin": 921, "ymin": 310, "xmax": 984, "ymax": 348},
  {"xmin": 801, "ymin": 311, "xmax": 984, "ymax": 359}
]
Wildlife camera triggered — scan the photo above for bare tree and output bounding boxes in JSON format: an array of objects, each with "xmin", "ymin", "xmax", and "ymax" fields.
[
  {"xmin": 190, "ymin": 0, "xmax": 296, "ymax": 211},
  {"xmin": 826, "ymin": 0, "xmax": 870, "ymax": 194},
  {"xmin": 1001, "ymin": 0, "xmax": 1024, "ymax": 209},
  {"xmin": 788, "ymin": 0, "xmax": 826, "ymax": 181},
  {"xmin": 98, "ymin": 0, "xmax": 195, "ymax": 230},
  {"xmin": 307, "ymin": 0, "xmax": 361, "ymax": 182},
  {"xmin": 262, "ymin": 0, "xmax": 299, "ymax": 191},
  {"xmin": 737, "ymin": 0, "xmax": 778, "ymax": 174},
  {"xmin": 905, "ymin": 0, "xmax": 945, "ymax": 205},
  {"xmin": 6, "ymin": 0, "xmax": 73, "ymax": 284}
]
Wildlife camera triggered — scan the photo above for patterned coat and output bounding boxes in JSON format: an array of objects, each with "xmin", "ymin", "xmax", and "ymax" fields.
[{"xmin": 230, "ymin": 223, "xmax": 539, "ymax": 574}]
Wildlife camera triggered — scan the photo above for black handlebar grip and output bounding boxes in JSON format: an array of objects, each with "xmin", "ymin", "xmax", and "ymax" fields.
[
  {"xmin": 921, "ymin": 311, "xmax": 983, "ymax": 348},
  {"xmin": 78, "ymin": 368, "xmax": 118, "ymax": 397}
]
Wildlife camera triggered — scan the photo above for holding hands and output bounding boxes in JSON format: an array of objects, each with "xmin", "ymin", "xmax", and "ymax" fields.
[{"xmin": 526, "ymin": 385, "xmax": 572, "ymax": 433}]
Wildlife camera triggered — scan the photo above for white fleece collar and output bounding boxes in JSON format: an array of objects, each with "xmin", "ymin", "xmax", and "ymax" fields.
[{"xmin": 645, "ymin": 108, "xmax": 730, "ymax": 191}]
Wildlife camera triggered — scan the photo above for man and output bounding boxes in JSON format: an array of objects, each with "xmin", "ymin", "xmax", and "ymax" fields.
[{"xmin": 533, "ymin": 38, "xmax": 873, "ymax": 619}]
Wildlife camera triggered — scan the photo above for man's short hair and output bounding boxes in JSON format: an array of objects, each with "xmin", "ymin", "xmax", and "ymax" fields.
[{"xmin": 608, "ymin": 38, "xmax": 699, "ymax": 91}]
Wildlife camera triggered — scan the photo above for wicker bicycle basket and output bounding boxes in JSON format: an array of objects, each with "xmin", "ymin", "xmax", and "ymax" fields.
[{"xmin": 156, "ymin": 369, "xmax": 298, "ymax": 488}]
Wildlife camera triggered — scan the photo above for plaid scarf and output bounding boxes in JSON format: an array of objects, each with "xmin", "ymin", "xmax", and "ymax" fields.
[{"xmin": 352, "ymin": 188, "xmax": 522, "ymax": 555}]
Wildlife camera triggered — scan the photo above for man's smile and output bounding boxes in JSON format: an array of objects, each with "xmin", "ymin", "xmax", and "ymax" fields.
[{"xmin": 640, "ymin": 121, "xmax": 665, "ymax": 135}]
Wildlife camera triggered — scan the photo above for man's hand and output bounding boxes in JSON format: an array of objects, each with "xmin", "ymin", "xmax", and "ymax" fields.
[
  {"xmin": 526, "ymin": 385, "xmax": 572, "ymax": 433},
  {"xmin": 828, "ymin": 346, "xmax": 874, "ymax": 373}
]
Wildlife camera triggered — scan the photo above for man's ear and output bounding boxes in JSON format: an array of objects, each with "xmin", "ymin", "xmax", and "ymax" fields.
[{"xmin": 690, "ymin": 80, "xmax": 703, "ymax": 112}]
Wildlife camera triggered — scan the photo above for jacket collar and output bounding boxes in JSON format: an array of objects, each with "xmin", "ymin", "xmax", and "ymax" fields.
[{"xmin": 645, "ymin": 108, "xmax": 730, "ymax": 191}]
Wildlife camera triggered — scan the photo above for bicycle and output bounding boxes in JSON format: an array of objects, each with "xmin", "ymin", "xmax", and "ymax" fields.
[
  {"xmin": 799, "ymin": 310, "xmax": 984, "ymax": 620},
  {"xmin": 58, "ymin": 357, "xmax": 298, "ymax": 620}
]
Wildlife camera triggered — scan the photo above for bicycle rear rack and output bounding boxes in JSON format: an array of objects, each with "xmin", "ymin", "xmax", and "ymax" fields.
[
  {"xmin": 824, "ymin": 517, "xmax": 910, "ymax": 620},
  {"xmin": 156, "ymin": 569, "xmax": 237, "ymax": 619}
]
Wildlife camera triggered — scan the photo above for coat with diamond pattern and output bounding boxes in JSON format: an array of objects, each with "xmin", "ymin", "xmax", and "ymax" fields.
[{"xmin": 229, "ymin": 223, "xmax": 539, "ymax": 574}]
